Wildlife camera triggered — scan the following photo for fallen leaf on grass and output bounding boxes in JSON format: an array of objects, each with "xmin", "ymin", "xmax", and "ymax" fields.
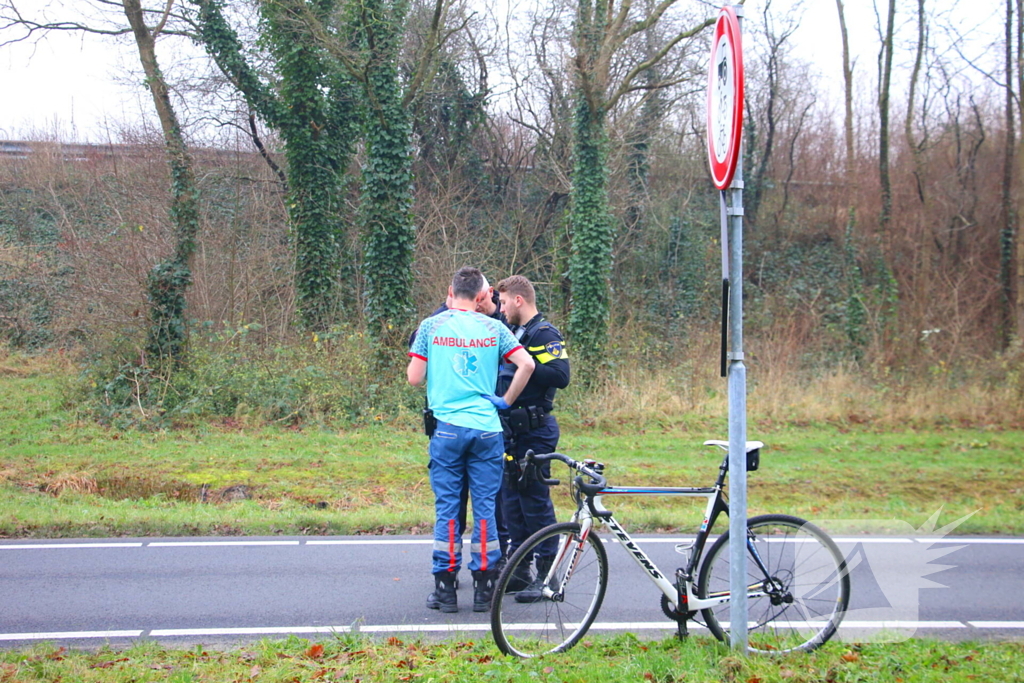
[
  {"xmin": 644, "ymin": 673, "xmax": 654, "ymax": 681},
  {"xmin": 307, "ymin": 644, "xmax": 325, "ymax": 659},
  {"xmin": 250, "ymin": 665, "xmax": 261, "ymax": 679},
  {"xmin": 90, "ymin": 658, "xmax": 129, "ymax": 669},
  {"xmin": 543, "ymin": 666, "xmax": 554, "ymax": 674},
  {"xmin": 841, "ymin": 652, "xmax": 860, "ymax": 662},
  {"xmin": 387, "ymin": 636, "xmax": 403, "ymax": 647}
]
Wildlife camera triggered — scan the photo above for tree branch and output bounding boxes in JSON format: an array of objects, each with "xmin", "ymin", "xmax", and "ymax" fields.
[
  {"xmin": 151, "ymin": 0, "xmax": 174, "ymax": 37},
  {"xmin": 403, "ymin": 0, "xmax": 447, "ymax": 107},
  {"xmin": 606, "ymin": 17, "xmax": 713, "ymax": 111}
]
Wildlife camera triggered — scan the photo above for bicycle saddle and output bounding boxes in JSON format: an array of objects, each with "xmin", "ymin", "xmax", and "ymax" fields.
[{"xmin": 703, "ymin": 439, "xmax": 764, "ymax": 453}]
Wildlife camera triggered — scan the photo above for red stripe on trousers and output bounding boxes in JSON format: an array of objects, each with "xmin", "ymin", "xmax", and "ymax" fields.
[
  {"xmin": 448, "ymin": 519, "xmax": 457, "ymax": 572},
  {"xmin": 480, "ymin": 519, "xmax": 488, "ymax": 571}
]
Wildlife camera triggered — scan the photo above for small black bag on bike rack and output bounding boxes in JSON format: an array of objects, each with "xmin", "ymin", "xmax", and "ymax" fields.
[{"xmin": 746, "ymin": 447, "xmax": 760, "ymax": 471}]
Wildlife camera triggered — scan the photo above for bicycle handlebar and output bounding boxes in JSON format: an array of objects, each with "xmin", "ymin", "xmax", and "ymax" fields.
[{"xmin": 525, "ymin": 451, "xmax": 607, "ymax": 495}]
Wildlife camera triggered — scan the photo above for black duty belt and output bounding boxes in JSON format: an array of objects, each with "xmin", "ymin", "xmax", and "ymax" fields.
[{"xmin": 505, "ymin": 406, "xmax": 549, "ymax": 434}]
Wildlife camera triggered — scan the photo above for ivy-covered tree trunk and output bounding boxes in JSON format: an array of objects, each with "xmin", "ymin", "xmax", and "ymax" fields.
[
  {"xmin": 351, "ymin": 0, "xmax": 416, "ymax": 345},
  {"xmin": 263, "ymin": 1, "xmax": 353, "ymax": 331},
  {"xmin": 566, "ymin": 0, "xmax": 712, "ymax": 365},
  {"xmin": 192, "ymin": 0, "xmax": 359, "ymax": 332},
  {"xmin": 123, "ymin": 0, "xmax": 199, "ymax": 364},
  {"xmin": 568, "ymin": 97, "xmax": 613, "ymax": 365}
]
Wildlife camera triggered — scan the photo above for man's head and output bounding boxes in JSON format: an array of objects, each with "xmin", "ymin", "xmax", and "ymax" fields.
[
  {"xmin": 450, "ymin": 266, "xmax": 490, "ymax": 308},
  {"xmin": 496, "ymin": 275, "xmax": 537, "ymax": 326},
  {"xmin": 476, "ymin": 275, "xmax": 498, "ymax": 316}
]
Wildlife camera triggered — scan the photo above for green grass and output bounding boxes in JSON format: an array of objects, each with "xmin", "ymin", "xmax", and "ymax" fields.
[
  {"xmin": 1, "ymin": 365, "xmax": 1023, "ymax": 538},
  {"xmin": 0, "ymin": 636, "xmax": 1020, "ymax": 682}
]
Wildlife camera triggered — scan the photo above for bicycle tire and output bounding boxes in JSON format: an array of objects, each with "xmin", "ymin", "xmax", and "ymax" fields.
[
  {"xmin": 697, "ymin": 513, "xmax": 850, "ymax": 653},
  {"xmin": 490, "ymin": 521, "xmax": 608, "ymax": 658}
]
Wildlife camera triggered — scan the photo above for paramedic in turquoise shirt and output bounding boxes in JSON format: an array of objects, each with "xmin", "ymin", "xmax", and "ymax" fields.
[{"xmin": 407, "ymin": 266, "xmax": 535, "ymax": 614}]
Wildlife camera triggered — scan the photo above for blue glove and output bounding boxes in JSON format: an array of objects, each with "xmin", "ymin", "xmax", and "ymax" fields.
[{"xmin": 482, "ymin": 394, "xmax": 510, "ymax": 410}]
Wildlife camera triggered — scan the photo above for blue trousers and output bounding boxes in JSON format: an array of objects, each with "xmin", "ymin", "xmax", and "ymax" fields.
[
  {"xmin": 429, "ymin": 422, "xmax": 504, "ymax": 575},
  {"xmin": 502, "ymin": 416, "xmax": 560, "ymax": 560}
]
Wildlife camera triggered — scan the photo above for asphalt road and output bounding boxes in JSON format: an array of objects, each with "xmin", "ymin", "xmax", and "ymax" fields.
[{"xmin": 1, "ymin": 534, "xmax": 1021, "ymax": 648}]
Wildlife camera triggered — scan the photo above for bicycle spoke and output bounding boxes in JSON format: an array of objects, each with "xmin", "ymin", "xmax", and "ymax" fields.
[
  {"xmin": 491, "ymin": 522, "xmax": 608, "ymax": 658},
  {"xmin": 698, "ymin": 515, "xmax": 850, "ymax": 654}
]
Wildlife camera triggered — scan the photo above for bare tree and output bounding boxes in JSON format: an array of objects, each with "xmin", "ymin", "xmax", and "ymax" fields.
[
  {"xmin": 1, "ymin": 0, "xmax": 201, "ymax": 364},
  {"xmin": 906, "ymin": 0, "xmax": 928, "ymax": 203},
  {"xmin": 1017, "ymin": 0, "xmax": 1024, "ymax": 335},
  {"xmin": 746, "ymin": 0, "xmax": 803, "ymax": 223},
  {"xmin": 835, "ymin": 0, "xmax": 855, "ymax": 181},
  {"xmin": 876, "ymin": 0, "xmax": 897, "ymax": 233},
  {"xmin": 1001, "ymin": 0, "xmax": 1016, "ymax": 348},
  {"xmin": 568, "ymin": 0, "xmax": 713, "ymax": 363}
]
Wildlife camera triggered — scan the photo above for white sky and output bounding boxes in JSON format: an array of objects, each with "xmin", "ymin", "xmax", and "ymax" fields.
[{"xmin": 0, "ymin": 0, "xmax": 1007, "ymax": 143}]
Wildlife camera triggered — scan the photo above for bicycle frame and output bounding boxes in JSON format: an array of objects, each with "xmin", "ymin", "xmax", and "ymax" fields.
[{"xmin": 548, "ymin": 456, "xmax": 773, "ymax": 615}]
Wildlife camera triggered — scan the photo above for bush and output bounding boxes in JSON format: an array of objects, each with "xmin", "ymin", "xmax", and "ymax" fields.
[{"xmin": 75, "ymin": 322, "xmax": 422, "ymax": 429}]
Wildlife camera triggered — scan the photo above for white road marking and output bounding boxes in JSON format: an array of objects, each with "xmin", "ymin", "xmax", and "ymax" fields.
[
  {"xmin": 0, "ymin": 543, "xmax": 143, "ymax": 550},
  {"xmin": 150, "ymin": 626, "xmax": 346, "ymax": 636},
  {"xmin": 839, "ymin": 621, "xmax": 966, "ymax": 629},
  {"xmin": 0, "ymin": 537, "xmax": 1020, "ymax": 551},
  {"xmin": 830, "ymin": 538, "xmax": 916, "ymax": 544},
  {"xmin": 147, "ymin": 541, "xmax": 301, "ymax": 547},
  {"xmin": 0, "ymin": 630, "xmax": 143, "ymax": 641},
  {"xmin": 307, "ymin": 540, "xmax": 433, "ymax": 545},
  {"xmin": 918, "ymin": 538, "xmax": 1024, "ymax": 544},
  {"xmin": 6, "ymin": 621, "xmax": 1021, "ymax": 641}
]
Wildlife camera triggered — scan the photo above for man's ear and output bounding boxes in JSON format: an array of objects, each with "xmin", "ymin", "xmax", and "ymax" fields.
[{"xmin": 448, "ymin": 285, "xmax": 454, "ymax": 299}]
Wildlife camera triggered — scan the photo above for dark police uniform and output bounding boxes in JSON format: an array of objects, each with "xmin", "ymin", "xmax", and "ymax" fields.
[{"xmin": 496, "ymin": 313, "xmax": 570, "ymax": 561}]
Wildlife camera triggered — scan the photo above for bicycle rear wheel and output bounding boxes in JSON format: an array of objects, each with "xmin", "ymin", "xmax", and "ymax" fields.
[
  {"xmin": 697, "ymin": 514, "xmax": 849, "ymax": 653},
  {"xmin": 490, "ymin": 521, "xmax": 608, "ymax": 658}
]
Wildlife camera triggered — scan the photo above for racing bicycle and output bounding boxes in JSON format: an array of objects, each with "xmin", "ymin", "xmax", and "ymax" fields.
[{"xmin": 489, "ymin": 441, "xmax": 850, "ymax": 657}]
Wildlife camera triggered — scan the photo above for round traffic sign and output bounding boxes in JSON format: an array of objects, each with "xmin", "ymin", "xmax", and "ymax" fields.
[{"xmin": 706, "ymin": 6, "xmax": 744, "ymax": 190}]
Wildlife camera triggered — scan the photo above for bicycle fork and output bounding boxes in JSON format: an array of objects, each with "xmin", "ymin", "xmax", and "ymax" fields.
[{"xmin": 541, "ymin": 518, "xmax": 595, "ymax": 602}]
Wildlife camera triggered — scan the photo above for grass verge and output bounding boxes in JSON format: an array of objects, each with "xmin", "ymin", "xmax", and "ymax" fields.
[
  {"xmin": 1, "ymin": 359, "xmax": 1023, "ymax": 538},
  {"xmin": 1, "ymin": 635, "xmax": 1021, "ymax": 683}
]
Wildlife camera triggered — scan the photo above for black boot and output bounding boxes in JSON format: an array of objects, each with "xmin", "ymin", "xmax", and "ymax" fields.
[
  {"xmin": 472, "ymin": 569, "xmax": 497, "ymax": 612},
  {"xmin": 515, "ymin": 556, "xmax": 555, "ymax": 603},
  {"xmin": 505, "ymin": 560, "xmax": 532, "ymax": 593},
  {"xmin": 427, "ymin": 571, "xmax": 458, "ymax": 613}
]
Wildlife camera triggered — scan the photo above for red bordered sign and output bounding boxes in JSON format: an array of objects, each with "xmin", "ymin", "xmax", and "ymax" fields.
[{"xmin": 706, "ymin": 6, "xmax": 744, "ymax": 190}]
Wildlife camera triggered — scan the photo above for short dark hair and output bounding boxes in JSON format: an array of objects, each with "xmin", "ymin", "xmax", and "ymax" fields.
[
  {"xmin": 496, "ymin": 275, "xmax": 536, "ymax": 305},
  {"xmin": 452, "ymin": 266, "xmax": 485, "ymax": 300}
]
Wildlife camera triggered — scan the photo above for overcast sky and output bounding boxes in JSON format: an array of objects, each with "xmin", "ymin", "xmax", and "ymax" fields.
[{"xmin": 0, "ymin": 0, "xmax": 1006, "ymax": 144}]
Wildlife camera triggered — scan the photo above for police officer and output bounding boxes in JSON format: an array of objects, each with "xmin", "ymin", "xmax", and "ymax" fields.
[
  {"xmin": 492, "ymin": 275, "xmax": 570, "ymax": 602},
  {"xmin": 407, "ymin": 267, "xmax": 535, "ymax": 613}
]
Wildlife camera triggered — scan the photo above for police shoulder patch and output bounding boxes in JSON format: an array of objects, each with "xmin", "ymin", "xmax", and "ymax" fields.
[{"xmin": 545, "ymin": 340, "xmax": 564, "ymax": 358}]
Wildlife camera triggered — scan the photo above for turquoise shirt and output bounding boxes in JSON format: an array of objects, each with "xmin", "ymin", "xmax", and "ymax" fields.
[{"xmin": 410, "ymin": 309, "xmax": 522, "ymax": 432}]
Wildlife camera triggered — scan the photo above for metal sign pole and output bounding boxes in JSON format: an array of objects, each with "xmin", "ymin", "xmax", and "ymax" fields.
[
  {"xmin": 726, "ymin": 137, "xmax": 747, "ymax": 653},
  {"xmin": 704, "ymin": 4, "xmax": 747, "ymax": 651}
]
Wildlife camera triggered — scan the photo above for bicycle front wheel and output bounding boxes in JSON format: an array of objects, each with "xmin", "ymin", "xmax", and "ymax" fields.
[
  {"xmin": 697, "ymin": 514, "xmax": 850, "ymax": 654},
  {"xmin": 490, "ymin": 521, "xmax": 608, "ymax": 658}
]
